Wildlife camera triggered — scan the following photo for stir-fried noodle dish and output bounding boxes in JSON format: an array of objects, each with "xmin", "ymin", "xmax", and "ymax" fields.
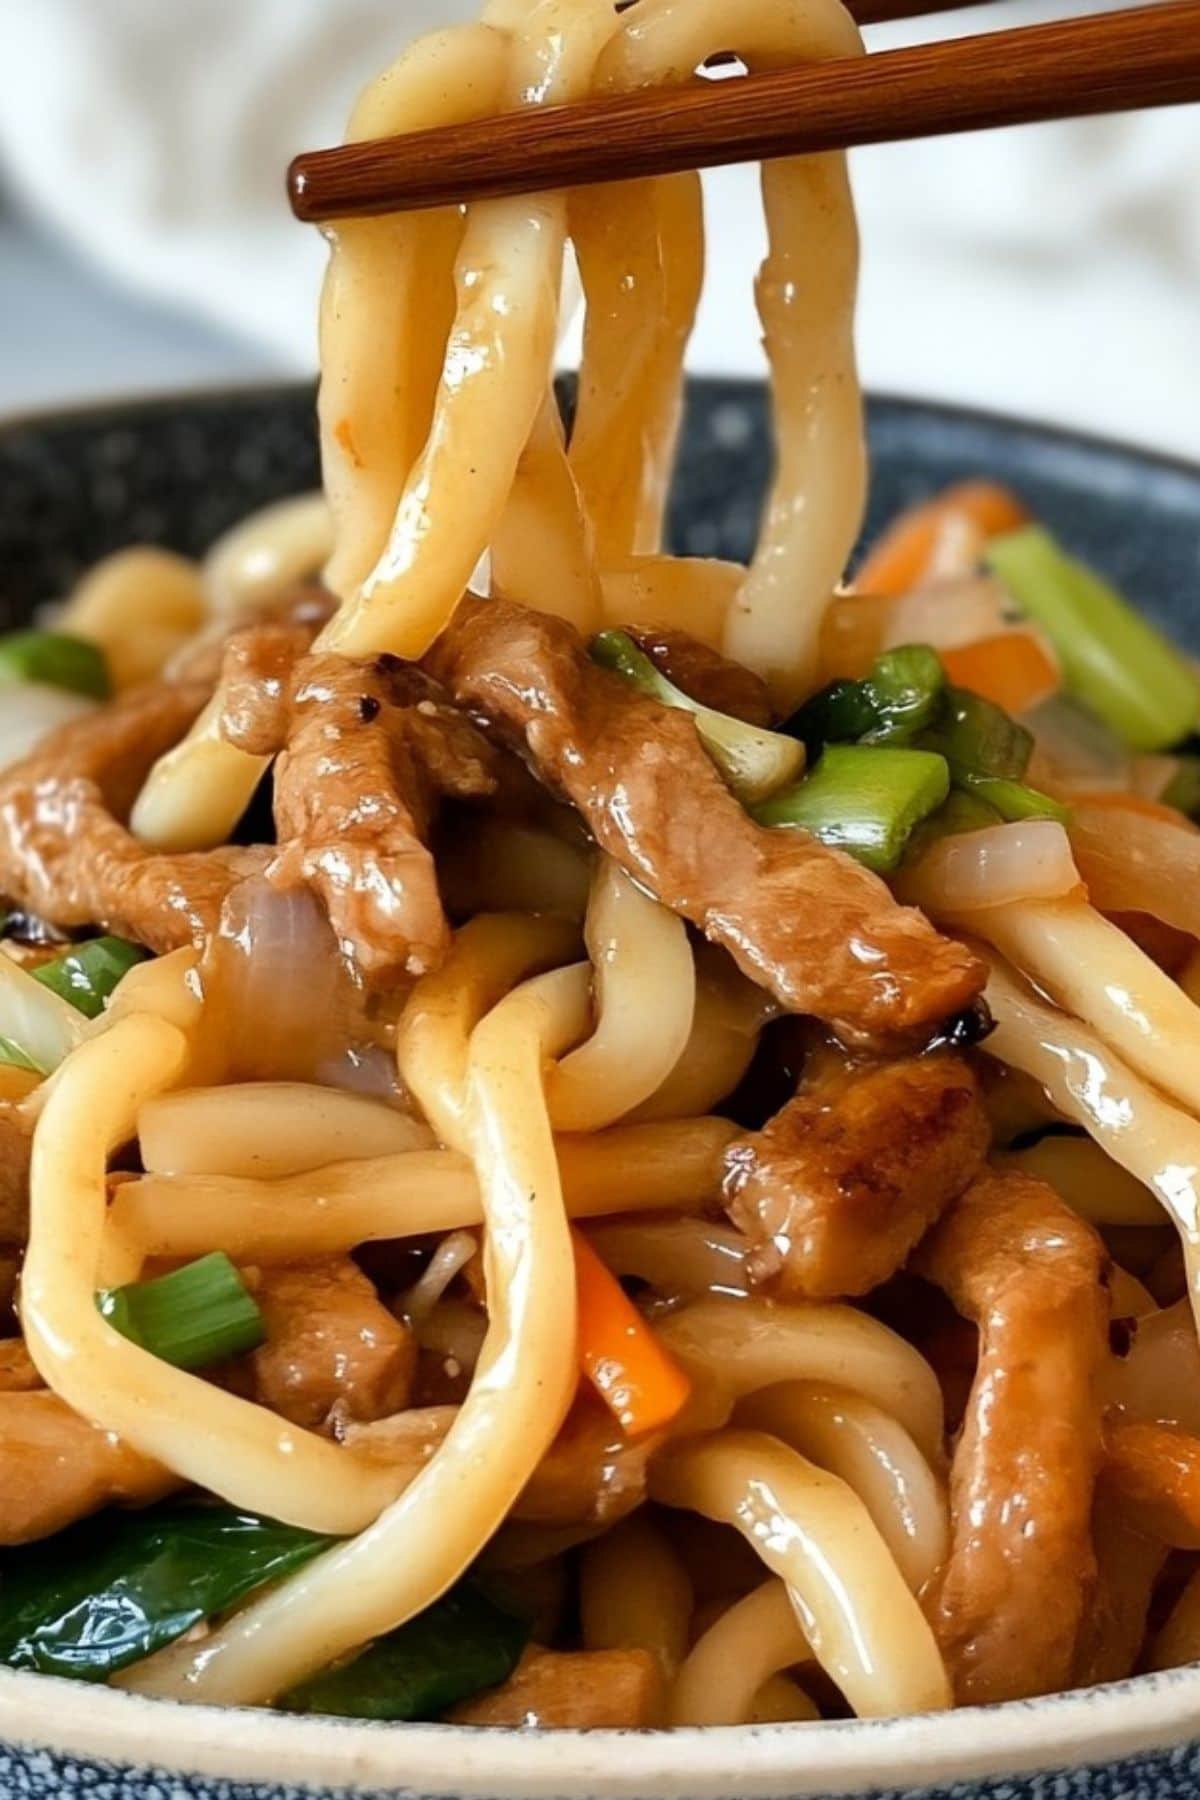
[{"xmin": 3, "ymin": 0, "xmax": 1200, "ymax": 1733}]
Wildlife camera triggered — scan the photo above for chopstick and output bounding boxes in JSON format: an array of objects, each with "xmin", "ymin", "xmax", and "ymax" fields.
[{"xmin": 289, "ymin": 0, "xmax": 1200, "ymax": 224}]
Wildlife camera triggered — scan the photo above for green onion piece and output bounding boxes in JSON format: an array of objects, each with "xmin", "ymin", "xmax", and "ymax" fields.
[
  {"xmin": 754, "ymin": 744, "xmax": 951, "ymax": 874},
  {"xmin": 97, "ymin": 1252, "xmax": 265, "ymax": 1371},
  {"xmin": 782, "ymin": 644, "xmax": 946, "ymax": 756},
  {"xmin": 590, "ymin": 630, "xmax": 803, "ymax": 804},
  {"xmin": 919, "ymin": 685, "xmax": 1033, "ymax": 783},
  {"xmin": 904, "ymin": 789, "xmax": 1005, "ymax": 864},
  {"xmin": 283, "ymin": 1584, "xmax": 530, "ymax": 1721},
  {"xmin": 0, "ymin": 631, "xmax": 110, "ymax": 700},
  {"xmin": 0, "ymin": 1037, "xmax": 45, "ymax": 1076},
  {"xmin": 860, "ymin": 644, "xmax": 946, "ymax": 745},
  {"xmin": 986, "ymin": 526, "xmax": 1198, "ymax": 752},
  {"xmin": 962, "ymin": 776, "xmax": 1072, "ymax": 824},
  {"xmin": 1163, "ymin": 756, "xmax": 1200, "ymax": 819},
  {"xmin": 0, "ymin": 1502, "xmax": 331, "ymax": 1681},
  {"xmin": 782, "ymin": 677, "xmax": 881, "ymax": 756},
  {"xmin": 32, "ymin": 936, "xmax": 149, "ymax": 1020}
]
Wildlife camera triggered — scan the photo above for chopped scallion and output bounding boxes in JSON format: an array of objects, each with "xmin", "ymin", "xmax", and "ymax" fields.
[
  {"xmin": 33, "ymin": 936, "xmax": 149, "ymax": 1020},
  {"xmin": 590, "ymin": 630, "xmax": 803, "ymax": 804},
  {"xmin": 986, "ymin": 526, "xmax": 1198, "ymax": 752},
  {"xmin": 754, "ymin": 744, "xmax": 951, "ymax": 874},
  {"xmin": 97, "ymin": 1252, "xmax": 265, "ymax": 1371},
  {"xmin": 0, "ymin": 631, "xmax": 110, "ymax": 700},
  {"xmin": 918, "ymin": 685, "xmax": 1033, "ymax": 783},
  {"xmin": 962, "ymin": 776, "xmax": 1071, "ymax": 824},
  {"xmin": 782, "ymin": 643, "xmax": 945, "ymax": 755}
]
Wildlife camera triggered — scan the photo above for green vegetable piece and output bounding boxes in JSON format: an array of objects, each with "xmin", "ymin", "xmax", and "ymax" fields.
[
  {"xmin": 283, "ymin": 1584, "xmax": 530, "ymax": 1721},
  {"xmin": 860, "ymin": 644, "xmax": 946, "ymax": 745},
  {"xmin": 1163, "ymin": 756, "xmax": 1200, "ymax": 820},
  {"xmin": 782, "ymin": 677, "xmax": 880, "ymax": 756},
  {"xmin": 590, "ymin": 630, "xmax": 803, "ymax": 804},
  {"xmin": 97, "ymin": 1252, "xmax": 266, "ymax": 1371},
  {"xmin": 0, "ymin": 631, "xmax": 110, "ymax": 699},
  {"xmin": 962, "ymin": 776, "xmax": 1071, "ymax": 824},
  {"xmin": 754, "ymin": 744, "xmax": 951, "ymax": 874},
  {"xmin": 920, "ymin": 685, "xmax": 1033, "ymax": 783},
  {"xmin": 987, "ymin": 526, "xmax": 1198, "ymax": 752},
  {"xmin": 903, "ymin": 789, "xmax": 1005, "ymax": 865},
  {"xmin": 0, "ymin": 1502, "xmax": 331, "ymax": 1681},
  {"xmin": 0, "ymin": 1037, "xmax": 45, "ymax": 1076},
  {"xmin": 33, "ymin": 936, "xmax": 149, "ymax": 1020}
]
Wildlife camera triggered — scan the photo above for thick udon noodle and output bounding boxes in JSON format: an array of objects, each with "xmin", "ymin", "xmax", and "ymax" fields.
[{"xmin": 18, "ymin": 0, "xmax": 1200, "ymax": 1731}]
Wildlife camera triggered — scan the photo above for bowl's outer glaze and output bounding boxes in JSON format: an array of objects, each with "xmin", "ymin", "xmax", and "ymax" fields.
[{"xmin": 1, "ymin": 382, "xmax": 1200, "ymax": 1800}]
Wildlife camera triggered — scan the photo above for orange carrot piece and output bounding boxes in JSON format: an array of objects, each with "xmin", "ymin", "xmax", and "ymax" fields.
[
  {"xmin": 572, "ymin": 1230, "xmax": 690, "ymax": 1438},
  {"xmin": 857, "ymin": 481, "xmax": 1030, "ymax": 598},
  {"xmin": 940, "ymin": 632, "xmax": 1060, "ymax": 715}
]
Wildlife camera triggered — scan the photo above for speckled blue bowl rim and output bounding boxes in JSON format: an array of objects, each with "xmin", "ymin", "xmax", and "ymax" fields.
[{"xmin": 2, "ymin": 382, "xmax": 1200, "ymax": 1795}]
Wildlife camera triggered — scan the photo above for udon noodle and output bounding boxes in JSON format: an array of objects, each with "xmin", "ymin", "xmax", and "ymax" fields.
[{"xmin": 1, "ymin": 0, "xmax": 1200, "ymax": 1734}]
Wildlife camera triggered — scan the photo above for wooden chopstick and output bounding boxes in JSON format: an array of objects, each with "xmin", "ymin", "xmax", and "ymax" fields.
[{"xmin": 289, "ymin": 0, "xmax": 1200, "ymax": 224}]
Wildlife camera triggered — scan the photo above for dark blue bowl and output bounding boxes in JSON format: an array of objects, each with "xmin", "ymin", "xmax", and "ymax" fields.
[{"xmin": 0, "ymin": 382, "xmax": 1199, "ymax": 1800}]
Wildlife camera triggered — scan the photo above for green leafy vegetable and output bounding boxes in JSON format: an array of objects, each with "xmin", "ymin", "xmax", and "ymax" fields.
[
  {"xmin": 33, "ymin": 936, "xmax": 149, "ymax": 1020},
  {"xmin": 97, "ymin": 1252, "xmax": 265, "ymax": 1371},
  {"xmin": 590, "ymin": 629, "xmax": 803, "ymax": 804},
  {"xmin": 986, "ymin": 526, "xmax": 1198, "ymax": 752},
  {"xmin": 0, "ymin": 1037, "xmax": 45, "ymax": 1076},
  {"xmin": 783, "ymin": 644, "xmax": 945, "ymax": 755},
  {"xmin": 0, "ymin": 631, "xmax": 110, "ymax": 700},
  {"xmin": 0, "ymin": 1503, "xmax": 331, "ymax": 1681},
  {"xmin": 283, "ymin": 1584, "xmax": 530, "ymax": 1722},
  {"xmin": 754, "ymin": 744, "xmax": 951, "ymax": 874}
]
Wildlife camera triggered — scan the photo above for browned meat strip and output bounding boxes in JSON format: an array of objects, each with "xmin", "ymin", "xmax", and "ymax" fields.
[
  {"xmin": 271, "ymin": 655, "xmax": 500, "ymax": 981},
  {"xmin": 723, "ymin": 1054, "xmax": 988, "ymax": 1299},
  {"xmin": 249, "ymin": 1258, "xmax": 416, "ymax": 1430},
  {"xmin": 446, "ymin": 1647, "xmax": 665, "ymax": 1727},
  {"xmin": 626, "ymin": 625, "xmax": 774, "ymax": 726},
  {"xmin": 0, "ymin": 1391, "xmax": 173, "ymax": 1544},
  {"xmin": 0, "ymin": 1340, "xmax": 41, "ymax": 1392},
  {"xmin": 914, "ymin": 1168, "xmax": 1109, "ymax": 1704},
  {"xmin": 0, "ymin": 672, "xmax": 268, "ymax": 951},
  {"xmin": 427, "ymin": 598, "xmax": 984, "ymax": 1040}
]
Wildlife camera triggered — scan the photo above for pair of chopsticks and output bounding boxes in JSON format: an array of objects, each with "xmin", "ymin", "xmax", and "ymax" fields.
[{"xmin": 290, "ymin": 0, "xmax": 1200, "ymax": 222}]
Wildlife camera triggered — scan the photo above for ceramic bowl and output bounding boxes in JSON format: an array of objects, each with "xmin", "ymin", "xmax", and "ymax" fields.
[{"xmin": 1, "ymin": 381, "xmax": 1199, "ymax": 1800}]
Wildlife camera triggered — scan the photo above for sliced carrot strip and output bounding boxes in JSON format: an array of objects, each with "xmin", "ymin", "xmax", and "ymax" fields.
[
  {"xmin": 940, "ymin": 632, "xmax": 1060, "ymax": 716},
  {"xmin": 572, "ymin": 1230, "xmax": 690, "ymax": 1438},
  {"xmin": 857, "ymin": 481, "xmax": 1030, "ymax": 598}
]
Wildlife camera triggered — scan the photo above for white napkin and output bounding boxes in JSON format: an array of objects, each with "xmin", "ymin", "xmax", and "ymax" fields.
[{"xmin": 1, "ymin": 0, "xmax": 1197, "ymax": 455}]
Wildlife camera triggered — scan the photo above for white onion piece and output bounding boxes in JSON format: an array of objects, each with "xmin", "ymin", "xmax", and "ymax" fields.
[
  {"xmin": 882, "ymin": 576, "xmax": 1011, "ymax": 653},
  {"xmin": 896, "ymin": 822, "xmax": 1081, "ymax": 917},
  {"xmin": 1105, "ymin": 1300, "xmax": 1200, "ymax": 1437},
  {"xmin": 0, "ymin": 682, "xmax": 95, "ymax": 771},
  {"xmin": 1025, "ymin": 693, "xmax": 1131, "ymax": 795},
  {"xmin": 0, "ymin": 949, "xmax": 86, "ymax": 1073},
  {"xmin": 203, "ymin": 878, "xmax": 368, "ymax": 1082}
]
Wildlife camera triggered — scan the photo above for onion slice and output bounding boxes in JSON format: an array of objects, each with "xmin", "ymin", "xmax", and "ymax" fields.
[{"xmin": 896, "ymin": 820, "xmax": 1082, "ymax": 916}]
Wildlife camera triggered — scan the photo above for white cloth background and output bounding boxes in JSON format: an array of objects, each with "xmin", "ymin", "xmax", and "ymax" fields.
[{"xmin": 0, "ymin": 0, "xmax": 1196, "ymax": 454}]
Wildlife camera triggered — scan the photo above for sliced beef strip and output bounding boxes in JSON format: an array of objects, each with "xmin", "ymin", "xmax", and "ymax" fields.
[
  {"xmin": 0, "ymin": 1110, "xmax": 31, "ymax": 1247},
  {"xmin": 262, "ymin": 653, "xmax": 505, "ymax": 981},
  {"xmin": 914, "ymin": 1167, "xmax": 1109, "ymax": 1705},
  {"xmin": 0, "ymin": 667, "xmax": 269, "ymax": 952},
  {"xmin": 723, "ymin": 1053, "xmax": 989, "ymax": 1300},
  {"xmin": 249, "ymin": 1257, "xmax": 416, "ymax": 1430},
  {"xmin": 625, "ymin": 625, "xmax": 774, "ymax": 726},
  {"xmin": 426, "ymin": 597, "xmax": 985, "ymax": 1041}
]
